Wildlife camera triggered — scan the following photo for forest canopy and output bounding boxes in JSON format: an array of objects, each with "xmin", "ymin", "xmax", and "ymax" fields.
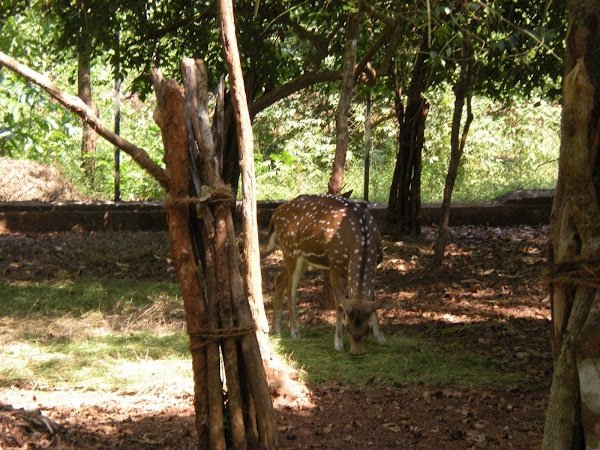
[{"xmin": 0, "ymin": 1, "xmax": 564, "ymax": 202}]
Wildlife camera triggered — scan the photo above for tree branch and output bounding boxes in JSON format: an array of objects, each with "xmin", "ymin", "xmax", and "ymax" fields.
[
  {"xmin": 250, "ymin": 55, "xmax": 385, "ymax": 116},
  {"xmin": 269, "ymin": 11, "xmax": 345, "ymax": 71},
  {"xmin": 355, "ymin": 21, "xmax": 396, "ymax": 84},
  {"xmin": 0, "ymin": 51, "xmax": 168, "ymax": 189},
  {"xmin": 250, "ymin": 70, "xmax": 341, "ymax": 116}
]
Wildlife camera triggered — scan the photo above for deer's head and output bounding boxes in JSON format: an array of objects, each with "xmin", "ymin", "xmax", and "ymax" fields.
[{"xmin": 338, "ymin": 293, "xmax": 384, "ymax": 356}]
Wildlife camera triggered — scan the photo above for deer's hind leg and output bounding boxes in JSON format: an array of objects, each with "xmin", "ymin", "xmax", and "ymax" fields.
[
  {"xmin": 287, "ymin": 256, "xmax": 306, "ymax": 340},
  {"xmin": 272, "ymin": 269, "xmax": 288, "ymax": 335}
]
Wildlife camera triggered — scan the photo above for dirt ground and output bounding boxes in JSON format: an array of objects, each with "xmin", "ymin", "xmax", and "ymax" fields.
[{"xmin": 0, "ymin": 222, "xmax": 552, "ymax": 449}]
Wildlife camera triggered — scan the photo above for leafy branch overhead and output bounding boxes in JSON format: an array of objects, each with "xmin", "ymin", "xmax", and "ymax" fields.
[{"xmin": 0, "ymin": 51, "xmax": 168, "ymax": 189}]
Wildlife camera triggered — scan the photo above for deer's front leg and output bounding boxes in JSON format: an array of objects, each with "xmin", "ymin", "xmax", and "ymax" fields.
[
  {"xmin": 334, "ymin": 306, "xmax": 344, "ymax": 351},
  {"xmin": 330, "ymin": 273, "xmax": 345, "ymax": 351},
  {"xmin": 370, "ymin": 312, "xmax": 385, "ymax": 344}
]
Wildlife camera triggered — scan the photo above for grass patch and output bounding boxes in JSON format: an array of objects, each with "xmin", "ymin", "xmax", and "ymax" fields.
[
  {"xmin": 0, "ymin": 278, "xmax": 191, "ymax": 393},
  {"xmin": 0, "ymin": 278, "xmax": 180, "ymax": 318},
  {"xmin": 0, "ymin": 331, "xmax": 192, "ymax": 391},
  {"xmin": 272, "ymin": 326, "xmax": 519, "ymax": 387},
  {"xmin": 2, "ymin": 277, "xmax": 519, "ymax": 394}
]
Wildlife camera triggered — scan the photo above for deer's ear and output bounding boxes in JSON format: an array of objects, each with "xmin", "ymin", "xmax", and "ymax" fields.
[
  {"xmin": 339, "ymin": 303, "xmax": 353, "ymax": 315},
  {"xmin": 372, "ymin": 297, "xmax": 384, "ymax": 311},
  {"xmin": 335, "ymin": 292, "xmax": 351, "ymax": 314},
  {"xmin": 332, "ymin": 286, "xmax": 345, "ymax": 301}
]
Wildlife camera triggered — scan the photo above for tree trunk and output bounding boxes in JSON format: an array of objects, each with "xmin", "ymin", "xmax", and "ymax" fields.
[
  {"xmin": 153, "ymin": 57, "xmax": 279, "ymax": 449},
  {"xmin": 364, "ymin": 93, "xmax": 372, "ymax": 201},
  {"xmin": 113, "ymin": 28, "xmax": 121, "ymax": 202},
  {"xmin": 217, "ymin": 0, "xmax": 272, "ymax": 362},
  {"xmin": 543, "ymin": 0, "xmax": 600, "ymax": 447},
  {"xmin": 77, "ymin": 2, "xmax": 97, "ymax": 184},
  {"xmin": 328, "ymin": 8, "xmax": 359, "ymax": 195},
  {"xmin": 386, "ymin": 36, "xmax": 429, "ymax": 237},
  {"xmin": 319, "ymin": 8, "xmax": 360, "ymax": 309},
  {"xmin": 432, "ymin": 15, "xmax": 474, "ymax": 268}
]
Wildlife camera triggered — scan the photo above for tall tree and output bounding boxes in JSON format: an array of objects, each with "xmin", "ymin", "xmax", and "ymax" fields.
[
  {"xmin": 432, "ymin": 0, "xmax": 475, "ymax": 267},
  {"xmin": 35, "ymin": 0, "xmax": 113, "ymax": 181},
  {"xmin": 77, "ymin": 0, "xmax": 98, "ymax": 182},
  {"xmin": 387, "ymin": 35, "xmax": 429, "ymax": 236},
  {"xmin": 386, "ymin": 0, "xmax": 565, "ymax": 236},
  {"xmin": 328, "ymin": 5, "xmax": 360, "ymax": 195},
  {"xmin": 543, "ymin": 0, "xmax": 600, "ymax": 447},
  {"xmin": 113, "ymin": 26, "xmax": 122, "ymax": 201}
]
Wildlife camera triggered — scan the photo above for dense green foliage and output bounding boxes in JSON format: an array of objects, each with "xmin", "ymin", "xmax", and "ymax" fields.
[
  {"xmin": 422, "ymin": 89, "xmax": 559, "ymax": 202},
  {"xmin": 0, "ymin": 12, "xmax": 165, "ymax": 200},
  {"xmin": 254, "ymin": 87, "xmax": 559, "ymax": 202},
  {"xmin": 0, "ymin": 53, "xmax": 560, "ymax": 202},
  {"xmin": 0, "ymin": 1, "xmax": 563, "ymax": 202}
]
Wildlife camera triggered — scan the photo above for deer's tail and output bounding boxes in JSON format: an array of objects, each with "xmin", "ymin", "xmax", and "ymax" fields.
[{"xmin": 266, "ymin": 216, "xmax": 279, "ymax": 253}]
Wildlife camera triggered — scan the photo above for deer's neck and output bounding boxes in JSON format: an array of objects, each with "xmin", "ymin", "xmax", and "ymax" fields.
[{"xmin": 345, "ymin": 205, "xmax": 376, "ymax": 302}]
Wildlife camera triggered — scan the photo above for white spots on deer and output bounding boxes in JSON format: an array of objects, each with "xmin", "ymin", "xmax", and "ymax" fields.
[{"xmin": 267, "ymin": 193, "xmax": 385, "ymax": 355}]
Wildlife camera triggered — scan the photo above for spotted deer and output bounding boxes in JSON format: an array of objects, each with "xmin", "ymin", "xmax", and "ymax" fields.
[{"xmin": 267, "ymin": 194, "xmax": 385, "ymax": 355}]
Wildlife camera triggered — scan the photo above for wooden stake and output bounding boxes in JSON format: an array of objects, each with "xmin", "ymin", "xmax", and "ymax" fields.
[{"xmin": 152, "ymin": 76, "xmax": 210, "ymax": 450}]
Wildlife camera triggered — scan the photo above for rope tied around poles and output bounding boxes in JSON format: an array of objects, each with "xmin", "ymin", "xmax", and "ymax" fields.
[
  {"xmin": 165, "ymin": 185, "xmax": 235, "ymax": 208},
  {"xmin": 544, "ymin": 257, "xmax": 600, "ymax": 290},
  {"xmin": 188, "ymin": 324, "xmax": 256, "ymax": 350}
]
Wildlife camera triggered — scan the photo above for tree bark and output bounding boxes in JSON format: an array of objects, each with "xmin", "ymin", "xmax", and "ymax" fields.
[
  {"xmin": 386, "ymin": 35, "xmax": 429, "ymax": 236},
  {"xmin": 328, "ymin": 8, "xmax": 360, "ymax": 195},
  {"xmin": 217, "ymin": 0, "xmax": 272, "ymax": 361},
  {"xmin": 155, "ymin": 58, "xmax": 279, "ymax": 449},
  {"xmin": 217, "ymin": 3, "xmax": 279, "ymax": 447},
  {"xmin": 318, "ymin": 8, "xmax": 360, "ymax": 309},
  {"xmin": 212, "ymin": 204, "xmax": 248, "ymax": 450},
  {"xmin": 543, "ymin": 0, "xmax": 600, "ymax": 446},
  {"xmin": 576, "ymin": 292, "xmax": 600, "ymax": 449},
  {"xmin": 152, "ymin": 76, "xmax": 210, "ymax": 449},
  {"xmin": 113, "ymin": 27, "xmax": 122, "ymax": 202},
  {"xmin": 364, "ymin": 92, "xmax": 372, "ymax": 201},
  {"xmin": 0, "ymin": 51, "xmax": 168, "ymax": 189},
  {"xmin": 250, "ymin": 70, "xmax": 341, "ymax": 117}
]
